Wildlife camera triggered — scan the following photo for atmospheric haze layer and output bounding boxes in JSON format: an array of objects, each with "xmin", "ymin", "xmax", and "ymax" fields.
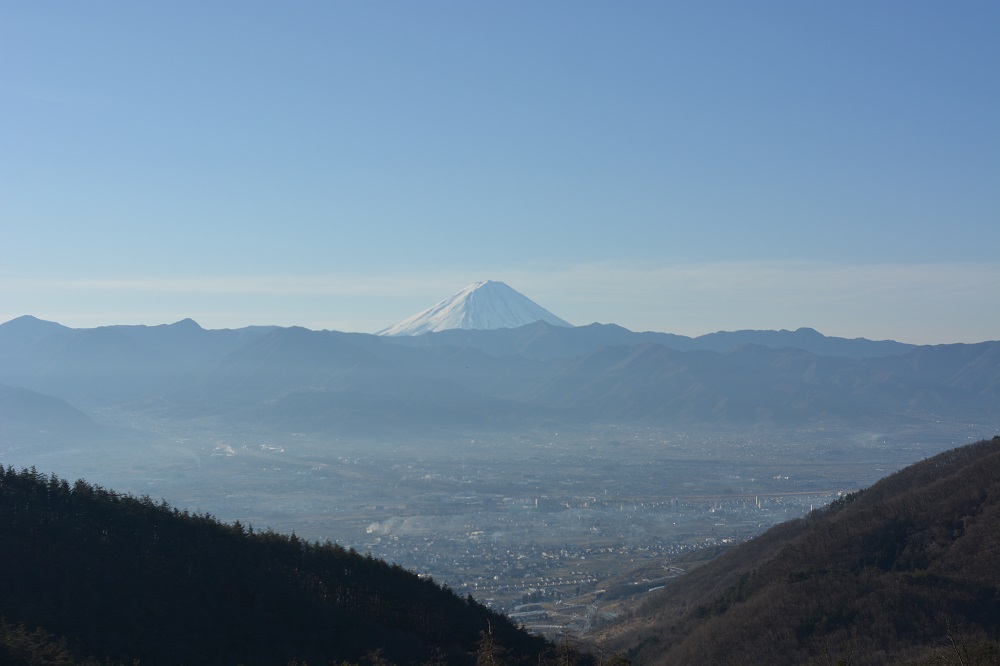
[{"xmin": 1, "ymin": 283, "xmax": 998, "ymax": 640}]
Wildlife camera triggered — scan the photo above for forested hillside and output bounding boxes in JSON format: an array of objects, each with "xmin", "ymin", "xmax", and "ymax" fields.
[
  {"xmin": 599, "ymin": 436, "xmax": 1000, "ymax": 665},
  {"xmin": 0, "ymin": 464, "xmax": 592, "ymax": 665}
]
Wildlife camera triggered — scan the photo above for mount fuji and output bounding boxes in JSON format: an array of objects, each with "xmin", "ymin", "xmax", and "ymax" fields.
[{"xmin": 377, "ymin": 280, "xmax": 573, "ymax": 336}]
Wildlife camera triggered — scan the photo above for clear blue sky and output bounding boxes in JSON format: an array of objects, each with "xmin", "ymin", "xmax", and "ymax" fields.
[{"xmin": 2, "ymin": 2, "xmax": 998, "ymax": 343}]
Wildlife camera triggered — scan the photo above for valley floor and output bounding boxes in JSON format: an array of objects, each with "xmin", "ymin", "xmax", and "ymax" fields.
[{"xmin": 4, "ymin": 410, "xmax": 989, "ymax": 636}]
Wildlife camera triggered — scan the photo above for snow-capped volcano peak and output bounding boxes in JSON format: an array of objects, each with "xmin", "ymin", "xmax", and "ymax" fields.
[{"xmin": 377, "ymin": 281, "xmax": 572, "ymax": 336}]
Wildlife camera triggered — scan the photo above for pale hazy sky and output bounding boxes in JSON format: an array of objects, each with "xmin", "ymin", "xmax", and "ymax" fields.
[{"xmin": 2, "ymin": 3, "xmax": 998, "ymax": 344}]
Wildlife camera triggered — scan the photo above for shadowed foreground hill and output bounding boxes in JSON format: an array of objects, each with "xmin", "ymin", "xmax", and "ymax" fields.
[
  {"xmin": 600, "ymin": 436, "xmax": 1000, "ymax": 665},
  {"xmin": 0, "ymin": 465, "xmax": 579, "ymax": 666}
]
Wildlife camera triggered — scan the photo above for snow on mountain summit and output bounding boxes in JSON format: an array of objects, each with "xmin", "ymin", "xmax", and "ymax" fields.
[{"xmin": 377, "ymin": 281, "xmax": 572, "ymax": 336}]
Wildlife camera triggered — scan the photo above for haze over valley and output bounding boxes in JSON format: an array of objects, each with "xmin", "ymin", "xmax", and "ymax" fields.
[{"xmin": 2, "ymin": 283, "xmax": 996, "ymax": 638}]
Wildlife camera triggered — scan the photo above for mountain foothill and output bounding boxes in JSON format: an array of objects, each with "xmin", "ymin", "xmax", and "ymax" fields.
[
  {"xmin": 0, "ymin": 463, "xmax": 588, "ymax": 666},
  {"xmin": 599, "ymin": 436, "xmax": 1000, "ymax": 665}
]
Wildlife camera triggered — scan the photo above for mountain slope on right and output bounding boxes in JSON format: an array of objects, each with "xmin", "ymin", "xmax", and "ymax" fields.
[{"xmin": 600, "ymin": 436, "xmax": 1000, "ymax": 665}]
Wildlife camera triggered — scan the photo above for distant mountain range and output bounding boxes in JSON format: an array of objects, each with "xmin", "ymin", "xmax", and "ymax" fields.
[
  {"xmin": 599, "ymin": 436, "xmax": 1000, "ymax": 665},
  {"xmin": 383, "ymin": 320, "xmax": 916, "ymax": 359},
  {"xmin": 1, "ymin": 314, "xmax": 997, "ymax": 436},
  {"xmin": 376, "ymin": 280, "xmax": 913, "ymax": 357}
]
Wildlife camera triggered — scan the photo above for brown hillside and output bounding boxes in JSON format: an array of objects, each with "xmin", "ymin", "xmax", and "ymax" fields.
[{"xmin": 599, "ymin": 436, "xmax": 1000, "ymax": 665}]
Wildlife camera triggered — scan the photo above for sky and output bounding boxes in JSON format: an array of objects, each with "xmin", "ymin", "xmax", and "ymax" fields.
[{"xmin": 2, "ymin": 2, "xmax": 998, "ymax": 344}]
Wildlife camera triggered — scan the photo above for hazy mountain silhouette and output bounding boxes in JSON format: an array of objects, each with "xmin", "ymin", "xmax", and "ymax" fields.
[
  {"xmin": 382, "ymin": 321, "xmax": 915, "ymax": 360},
  {"xmin": 0, "ymin": 316, "xmax": 995, "ymax": 435},
  {"xmin": 0, "ymin": 317, "xmax": 276, "ymax": 406},
  {"xmin": 0, "ymin": 383, "xmax": 102, "ymax": 441}
]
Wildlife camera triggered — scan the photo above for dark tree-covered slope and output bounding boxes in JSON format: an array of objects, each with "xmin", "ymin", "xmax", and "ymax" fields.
[
  {"xmin": 600, "ymin": 436, "xmax": 1000, "ymax": 665},
  {"xmin": 0, "ymin": 465, "xmax": 552, "ymax": 665}
]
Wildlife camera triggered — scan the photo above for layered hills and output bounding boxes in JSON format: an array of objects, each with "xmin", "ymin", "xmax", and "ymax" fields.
[
  {"xmin": 0, "ymin": 315, "xmax": 997, "ymax": 436},
  {"xmin": 599, "ymin": 436, "xmax": 1000, "ymax": 665},
  {"xmin": 0, "ymin": 383, "xmax": 100, "ymax": 440}
]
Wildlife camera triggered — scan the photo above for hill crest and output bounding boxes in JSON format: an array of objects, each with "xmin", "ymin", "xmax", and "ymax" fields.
[{"xmin": 0, "ymin": 465, "xmax": 556, "ymax": 665}]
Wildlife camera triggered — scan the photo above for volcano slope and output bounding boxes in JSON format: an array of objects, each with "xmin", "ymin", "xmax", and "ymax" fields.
[{"xmin": 600, "ymin": 436, "xmax": 1000, "ymax": 665}]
